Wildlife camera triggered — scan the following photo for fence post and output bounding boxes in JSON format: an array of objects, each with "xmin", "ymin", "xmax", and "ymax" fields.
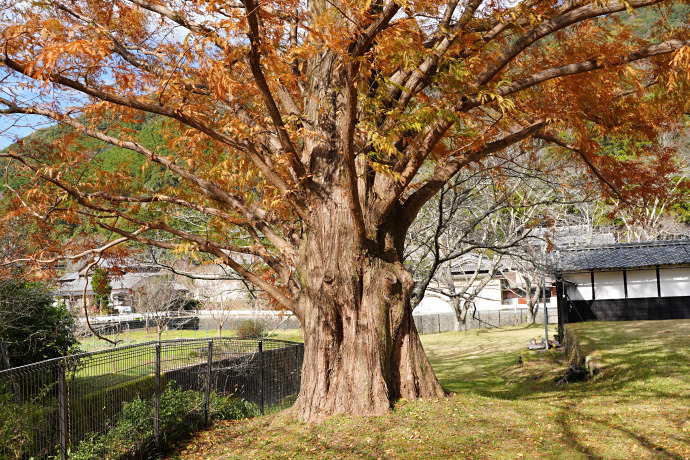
[
  {"xmin": 0, "ymin": 340, "xmax": 9, "ymax": 370},
  {"xmin": 259, "ymin": 340, "xmax": 264, "ymax": 415},
  {"xmin": 294, "ymin": 344, "xmax": 301, "ymax": 391},
  {"xmin": 58, "ymin": 361, "xmax": 67, "ymax": 460},
  {"xmin": 205, "ymin": 340, "xmax": 213, "ymax": 426},
  {"xmin": 438, "ymin": 314, "xmax": 441, "ymax": 333},
  {"xmin": 498, "ymin": 310, "xmax": 501, "ymax": 327},
  {"xmin": 154, "ymin": 343, "xmax": 161, "ymax": 452}
]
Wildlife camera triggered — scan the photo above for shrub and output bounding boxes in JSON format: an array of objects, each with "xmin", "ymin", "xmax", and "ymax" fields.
[
  {"xmin": 209, "ymin": 392, "xmax": 260, "ymax": 420},
  {"xmin": 0, "ymin": 281, "xmax": 79, "ymax": 368},
  {"xmin": 237, "ymin": 319, "xmax": 262, "ymax": 338},
  {"xmin": 69, "ymin": 383, "xmax": 258, "ymax": 459},
  {"xmin": 0, "ymin": 384, "xmax": 55, "ymax": 460}
]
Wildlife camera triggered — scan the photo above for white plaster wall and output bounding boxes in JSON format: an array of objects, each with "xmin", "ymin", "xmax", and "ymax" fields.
[
  {"xmin": 472, "ymin": 278, "xmax": 504, "ymax": 311},
  {"xmin": 660, "ymin": 267, "xmax": 690, "ymax": 297},
  {"xmin": 626, "ymin": 269, "xmax": 658, "ymax": 298},
  {"xmin": 594, "ymin": 271, "xmax": 626, "ymax": 300},
  {"xmin": 501, "ymin": 297, "xmax": 556, "ymax": 307},
  {"xmin": 414, "ymin": 296, "xmax": 454, "ymax": 314},
  {"xmin": 565, "ymin": 272, "xmax": 593, "ymax": 300}
]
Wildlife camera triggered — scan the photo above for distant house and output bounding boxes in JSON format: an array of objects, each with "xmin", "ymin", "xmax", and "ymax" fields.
[
  {"xmin": 171, "ymin": 262, "xmax": 250, "ymax": 305},
  {"xmin": 553, "ymin": 239, "xmax": 690, "ymax": 325},
  {"xmin": 500, "ymin": 271, "xmax": 557, "ymax": 308},
  {"xmin": 416, "ymin": 253, "xmax": 557, "ymax": 314},
  {"xmin": 56, "ymin": 263, "xmax": 188, "ymax": 314}
]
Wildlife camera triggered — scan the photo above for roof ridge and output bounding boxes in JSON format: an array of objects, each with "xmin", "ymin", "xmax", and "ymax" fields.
[{"xmin": 556, "ymin": 238, "xmax": 690, "ymax": 252}]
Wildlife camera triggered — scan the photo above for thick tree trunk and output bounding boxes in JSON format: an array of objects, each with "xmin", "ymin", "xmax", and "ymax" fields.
[
  {"xmin": 288, "ymin": 42, "xmax": 444, "ymax": 421},
  {"xmin": 290, "ymin": 195, "xmax": 444, "ymax": 422},
  {"xmin": 293, "ymin": 259, "xmax": 445, "ymax": 421}
]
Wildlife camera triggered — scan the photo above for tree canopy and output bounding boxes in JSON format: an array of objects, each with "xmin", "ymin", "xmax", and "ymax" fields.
[{"xmin": 1, "ymin": 0, "xmax": 689, "ymax": 420}]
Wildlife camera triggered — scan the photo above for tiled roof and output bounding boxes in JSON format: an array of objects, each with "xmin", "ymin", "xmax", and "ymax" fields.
[
  {"xmin": 450, "ymin": 254, "xmax": 495, "ymax": 275},
  {"xmin": 57, "ymin": 272, "xmax": 188, "ymax": 295},
  {"xmin": 552, "ymin": 239, "xmax": 690, "ymax": 272}
]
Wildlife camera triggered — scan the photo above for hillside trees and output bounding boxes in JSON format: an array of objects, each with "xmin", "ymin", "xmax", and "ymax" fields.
[{"xmin": 1, "ymin": 0, "xmax": 690, "ymax": 420}]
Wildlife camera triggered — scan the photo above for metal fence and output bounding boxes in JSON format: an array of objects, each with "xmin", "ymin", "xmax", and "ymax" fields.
[
  {"xmin": 413, "ymin": 309, "xmax": 559, "ymax": 334},
  {"xmin": 0, "ymin": 338, "xmax": 303, "ymax": 460},
  {"xmin": 79, "ymin": 313, "xmax": 301, "ymax": 340}
]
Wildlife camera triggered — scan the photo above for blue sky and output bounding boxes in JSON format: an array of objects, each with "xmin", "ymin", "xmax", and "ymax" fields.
[{"xmin": 0, "ymin": 115, "xmax": 50, "ymax": 149}]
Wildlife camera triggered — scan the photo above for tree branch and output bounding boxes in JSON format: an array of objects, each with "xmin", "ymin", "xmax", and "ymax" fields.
[
  {"xmin": 474, "ymin": 0, "xmax": 664, "ymax": 87},
  {"xmin": 241, "ymin": 0, "xmax": 307, "ymax": 185},
  {"xmin": 534, "ymin": 131, "xmax": 631, "ymax": 204},
  {"xmin": 0, "ymin": 101, "xmax": 300, "ymax": 261},
  {"xmin": 0, "ymin": 56, "xmax": 310, "ymax": 218},
  {"xmin": 467, "ymin": 39, "xmax": 690, "ymax": 107},
  {"xmin": 400, "ymin": 120, "xmax": 547, "ymax": 228},
  {"xmin": 99, "ymin": 223, "xmax": 299, "ymax": 312}
]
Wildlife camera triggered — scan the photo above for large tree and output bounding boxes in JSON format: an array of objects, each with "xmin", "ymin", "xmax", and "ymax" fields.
[{"xmin": 1, "ymin": 0, "xmax": 689, "ymax": 420}]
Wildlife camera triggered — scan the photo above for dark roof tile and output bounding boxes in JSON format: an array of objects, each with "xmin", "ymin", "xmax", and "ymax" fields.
[{"xmin": 552, "ymin": 239, "xmax": 690, "ymax": 272}]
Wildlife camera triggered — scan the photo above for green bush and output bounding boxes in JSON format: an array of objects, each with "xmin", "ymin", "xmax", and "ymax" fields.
[
  {"xmin": 0, "ymin": 383, "xmax": 57, "ymax": 460},
  {"xmin": 209, "ymin": 392, "xmax": 260, "ymax": 420},
  {"xmin": 0, "ymin": 390, "xmax": 39, "ymax": 459},
  {"xmin": 69, "ymin": 396, "xmax": 153, "ymax": 460},
  {"xmin": 237, "ymin": 319, "xmax": 262, "ymax": 338},
  {"xmin": 0, "ymin": 281, "xmax": 79, "ymax": 367},
  {"xmin": 69, "ymin": 383, "xmax": 258, "ymax": 460},
  {"xmin": 69, "ymin": 374, "xmax": 158, "ymax": 438}
]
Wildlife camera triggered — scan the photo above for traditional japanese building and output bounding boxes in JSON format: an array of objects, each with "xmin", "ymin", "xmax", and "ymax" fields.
[{"xmin": 553, "ymin": 239, "xmax": 690, "ymax": 325}]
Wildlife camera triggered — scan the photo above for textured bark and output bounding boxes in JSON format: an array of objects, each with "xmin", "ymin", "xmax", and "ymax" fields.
[
  {"xmin": 284, "ymin": 40, "xmax": 446, "ymax": 420},
  {"xmin": 290, "ymin": 191, "xmax": 444, "ymax": 421}
]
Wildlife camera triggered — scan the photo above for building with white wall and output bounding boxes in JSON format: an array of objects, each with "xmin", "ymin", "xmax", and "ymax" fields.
[{"xmin": 553, "ymin": 239, "xmax": 690, "ymax": 324}]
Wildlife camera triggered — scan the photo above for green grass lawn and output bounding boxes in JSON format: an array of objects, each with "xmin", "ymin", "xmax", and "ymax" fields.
[{"xmin": 164, "ymin": 320, "xmax": 690, "ymax": 459}]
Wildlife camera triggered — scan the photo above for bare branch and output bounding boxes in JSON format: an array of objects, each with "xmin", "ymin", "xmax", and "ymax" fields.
[{"xmin": 400, "ymin": 120, "xmax": 547, "ymax": 227}]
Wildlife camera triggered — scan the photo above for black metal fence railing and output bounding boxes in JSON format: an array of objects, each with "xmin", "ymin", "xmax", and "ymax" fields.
[{"xmin": 0, "ymin": 338, "xmax": 303, "ymax": 460}]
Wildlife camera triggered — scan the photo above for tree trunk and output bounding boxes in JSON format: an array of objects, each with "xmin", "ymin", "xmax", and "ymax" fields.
[
  {"xmin": 528, "ymin": 300, "xmax": 538, "ymax": 324},
  {"xmin": 290, "ymin": 195, "xmax": 445, "ymax": 422},
  {"xmin": 453, "ymin": 298, "xmax": 473, "ymax": 332},
  {"xmin": 287, "ymin": 44, "xmax": 444, "ymax": 421}
]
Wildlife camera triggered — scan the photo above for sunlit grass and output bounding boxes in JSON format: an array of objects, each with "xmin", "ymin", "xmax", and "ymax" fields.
[{"xmin": 165, "ymin": 320, "xmax": 690, "ymax": 459}]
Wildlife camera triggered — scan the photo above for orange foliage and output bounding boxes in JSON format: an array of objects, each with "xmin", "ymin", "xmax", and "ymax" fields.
[{"xmin": 0, "ymin": 0, "xmax": 688, "ymax": 305}]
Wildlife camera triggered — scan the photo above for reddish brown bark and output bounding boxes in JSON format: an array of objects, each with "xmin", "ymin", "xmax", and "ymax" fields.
[{"xmin": 290, "ymin": 190, "xmax": 444, "ymax": 421}]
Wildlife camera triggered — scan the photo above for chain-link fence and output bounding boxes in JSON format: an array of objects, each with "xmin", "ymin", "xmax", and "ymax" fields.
[
  {"xmin": 0, "ymin": 338, "xmax": 303, "ymax": 460},
  {"xmin": 413, "ymin": 309, "xmax": 559, "ymax": 334}
]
